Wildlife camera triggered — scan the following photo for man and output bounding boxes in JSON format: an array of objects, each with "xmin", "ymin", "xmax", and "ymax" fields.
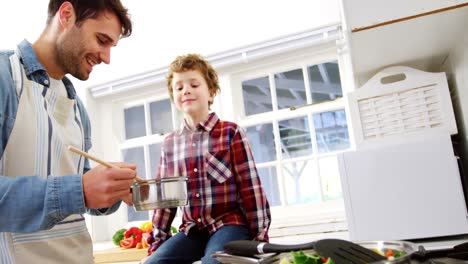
[{"xmin": 0, "ymin": 1, "xmax": 134, "ymax": 263}]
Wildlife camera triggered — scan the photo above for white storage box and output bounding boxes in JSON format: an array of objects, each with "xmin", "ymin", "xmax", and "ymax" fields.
[
  {"xmin": 348, "ymin": 66, "xmax": 457, "ymax": 148},
  {"xmin": 339, "ymin": 66, "xmax": 468, "ymax": 241}
]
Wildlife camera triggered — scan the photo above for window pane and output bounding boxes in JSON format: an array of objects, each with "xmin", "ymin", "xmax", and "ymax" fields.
[
  {"xmin": 124, "ymin": 105, "xmax": 146, "ymax": 139},
  {"xmin": 122, "ymin": 147, "xmax": 148, "ymax": 222},
  {"xmin": 279, "ymin": 117, "xmax": 312, "ymax": 158},
  {"xmin": 257, "ymin": 167, "xmax": 281, "ymax": 207},
  {"xmin": 122, "ymin": 147, "xmax": 147, "ymax": 179},
  {"xmin": 245, "ymin": 124, "xmax": 276, "ymax": 163},
  {"xmin": 275, "ymin": 68, "xmax": 306, "ymax": 109},
  {"xmin": 149, "ymin": 143, "xmax": 162, "ymax": 179},
  {"xmin": 318, "ymin": 156, "xmax": 342, "ymax": 200},
  {"xmin": 127, "ymin": 206, "xmax": 148, "ymax": 222},
  {"xmin": 308, "ymin": 61, "xmax": 343, "ymax": 104},
  {"xmin": 282, "ymin": 160, "xmax": 320, "ymax": 205},
  {"xmin": 150, "ymin": 99, "xmax": 173, "ymax": 135},
  {"xmin": 242, "ymin": 76, "xmax": 272, "ymax": 116},
  {"xmin": 313, "ymin": 110, "xmax": 350, "ymax": 153}
]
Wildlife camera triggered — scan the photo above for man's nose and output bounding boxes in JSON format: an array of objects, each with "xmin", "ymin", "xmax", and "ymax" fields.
[{"xmin": 100, "ymin": 48, "xmax": 111, "ymax": 64}]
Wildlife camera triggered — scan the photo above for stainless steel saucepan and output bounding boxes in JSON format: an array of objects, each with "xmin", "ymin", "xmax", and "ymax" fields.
[
  {"xmin": 132, "ymin": 176, "xmax": 188, "ymax": 211},
  {"xmin": 68, "ymin": 146, "xmax": 189, "ymax": 211}
]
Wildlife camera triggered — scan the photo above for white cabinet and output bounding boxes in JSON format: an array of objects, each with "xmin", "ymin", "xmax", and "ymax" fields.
[
  {"xmin": 339, "ymin": 0, "xmax": 468, "ymax": 241},
  {"xmin": 338, "ymin": 134, "xmax": 468, "ymax": 241},
  {"xmin": 340, "ymin": 0, "xmax": 468, "ymax": 86},
  {"xmin": 343, "ymin": 0, "xmax": 468, "ymax": 31}
]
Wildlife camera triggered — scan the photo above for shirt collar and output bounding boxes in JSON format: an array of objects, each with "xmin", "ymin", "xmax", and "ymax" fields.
[
  {"xmin": 17, "ymin": 39, "xmax": 77, "ymax": 99},
  {"xmin": 178, "ymin": 112, "xmax": 220, "ymax": 135}
]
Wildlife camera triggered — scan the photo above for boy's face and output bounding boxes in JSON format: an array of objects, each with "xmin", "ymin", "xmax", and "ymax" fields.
[
  {"xmin": 172, "ymin": 69, "xmax": 214, "ymax": 118},
  {"xmin": 56, "ymin": 10, "xmax": 121, "ymax": 80}
]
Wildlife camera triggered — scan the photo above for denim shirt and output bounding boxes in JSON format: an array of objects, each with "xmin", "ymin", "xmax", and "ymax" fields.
[{"xmin": 0, "ymin": 40, "xmax": 120, "ymax": 233}]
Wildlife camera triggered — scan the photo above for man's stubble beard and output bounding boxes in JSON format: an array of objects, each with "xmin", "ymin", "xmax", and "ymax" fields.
[{"xmin": 55, "ymin": 26, "xmax": 89, "ymax": 81}]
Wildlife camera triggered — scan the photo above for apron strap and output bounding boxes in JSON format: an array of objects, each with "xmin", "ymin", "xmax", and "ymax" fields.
[{"xmin": 8, "ymin": 49, "xmax": 24, "ymax": 98}]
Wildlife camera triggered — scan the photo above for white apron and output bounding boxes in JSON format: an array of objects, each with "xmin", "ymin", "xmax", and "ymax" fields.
[{"xmin": 0, "ymin": 50, "xmax": 94, "ymax": 264}]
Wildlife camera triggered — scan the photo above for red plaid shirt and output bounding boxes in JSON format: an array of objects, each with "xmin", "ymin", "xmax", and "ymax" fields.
[{"xmin": 149, "ymin": 112, "xmax": 271, "ymax": 253}]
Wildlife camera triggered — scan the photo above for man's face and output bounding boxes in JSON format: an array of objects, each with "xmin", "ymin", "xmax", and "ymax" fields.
[{"xmin": 56, "ymin": 10, "xmax": 121, "ymax": 80}]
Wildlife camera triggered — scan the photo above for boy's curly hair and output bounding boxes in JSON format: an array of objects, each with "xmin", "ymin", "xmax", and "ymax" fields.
[{"xmin": 166, "ymin": 54, "xmax": 220, "ymax": 107}]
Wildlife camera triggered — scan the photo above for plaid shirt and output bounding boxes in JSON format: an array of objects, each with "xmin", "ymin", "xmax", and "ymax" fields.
[{"xmin": 149, "ymin": 112, "xmax": 271, "ymax": 253}]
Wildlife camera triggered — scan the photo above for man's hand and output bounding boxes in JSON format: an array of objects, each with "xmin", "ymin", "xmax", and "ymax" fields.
[
  {"xmin": 121, "ymin": 192, "xmax": 134, "ymax": 206},
  {"xmin": 82, "ymin": 162, "xmax": 136, "ymax": 209}
]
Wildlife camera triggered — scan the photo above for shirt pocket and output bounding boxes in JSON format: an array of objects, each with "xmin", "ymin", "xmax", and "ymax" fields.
[{"xmin": 205, "ymin": 149, "xmax": 232, "ymax": 184}]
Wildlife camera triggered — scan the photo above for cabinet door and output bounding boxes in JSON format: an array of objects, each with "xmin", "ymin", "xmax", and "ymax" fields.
[
  {"xmin": 342, "ymin": 0, "xmax": 468, "ymax": 31},
  {"xmin": 337, "ymin": 134, "xmax": 468, "ymax": 241}
]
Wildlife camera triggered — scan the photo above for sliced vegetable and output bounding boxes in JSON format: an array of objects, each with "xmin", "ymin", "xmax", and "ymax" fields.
[
  {"xmin": 291, "ymin": 251, "xmax": 322, "ymax": 264},
  {"xmin": 125, "ymin": 227, "xmax": 143, "ymax": 245},
  {"xmin": 140, "ymin": 221, "xmax": 153, "ymax": 233},
  {"xmin": 288, "ymin": 251, "xmax": 334, "ymax": 264},
  {"xmin": 141, "ymin": 233, "xmax": 151, "ymax": 248},
  {"xmin": 112, "ymin": 228, "xmax": 127, "ymax": 247},
  {"xmin": 120, "ymin": 237, "xmax": 135, "ymax": 249}
]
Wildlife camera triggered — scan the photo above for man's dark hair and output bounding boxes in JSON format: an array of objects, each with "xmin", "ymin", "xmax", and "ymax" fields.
[{"xmin": 47, "ymin": 0, "xmax": 132, "ymax": 37}]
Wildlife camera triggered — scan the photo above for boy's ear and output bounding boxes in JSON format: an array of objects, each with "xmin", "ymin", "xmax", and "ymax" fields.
[
  {"xmin": 57, "ymin": 2, "xmax": 76, "ymax": 29},
  {"xmin": 209, "ymin": 91, "xmax": 216, "ymax": 103}
]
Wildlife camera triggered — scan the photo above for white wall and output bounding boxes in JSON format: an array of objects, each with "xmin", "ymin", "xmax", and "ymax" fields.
[
  {"xmin": 446, "ymin": 25, "xmax": 468, "ymax": 171},
  {"xmin": 0, "ymin": 0, "xmax": 341, "ymax": 91}
]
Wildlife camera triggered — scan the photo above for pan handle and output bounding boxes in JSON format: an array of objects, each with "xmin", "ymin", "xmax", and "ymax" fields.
[
  {"xmin": 223, "ymin": 240, "xmax": 315, "ymax": 257},
  {"xmin": 412, "ymin": 242, "xmax": 468, "ymax": 261}
]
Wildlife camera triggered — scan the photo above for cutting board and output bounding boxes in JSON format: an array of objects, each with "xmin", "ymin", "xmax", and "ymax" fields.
[{"xmin": 94, "ymin": 247, "xmax": 147, "ymax": 263}]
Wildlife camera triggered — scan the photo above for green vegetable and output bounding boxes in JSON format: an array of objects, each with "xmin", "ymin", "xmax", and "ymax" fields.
[
  {"xmin": 291, "ymin": 251, "xmax": 321, "ymax": 264},
  {"xmin": 290, "ymin": 251, "xmax": 334, "ymax": 264},
  {"xmin": 112, "ymin": 228, "xmax": 127, "ymax": 246}
]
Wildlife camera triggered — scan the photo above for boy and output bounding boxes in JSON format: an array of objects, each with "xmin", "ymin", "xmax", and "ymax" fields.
[{"xmin": 142, "ymin": 54, "xmax": 271, "ymax": 264}]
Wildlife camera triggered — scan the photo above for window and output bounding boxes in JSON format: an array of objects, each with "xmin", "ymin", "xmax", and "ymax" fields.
[
  {"xmin": 124, "ymin": 106, "xmax": 146, "ymax": 139},
  {"xmin": 242, "ymin": 76, "xmax": 272, "ymax": 115},
  {"xmin": 238, "ymin": 60, "xmax": 349, "ymax": 207},
  {"xmin": 121, "ymin": 98, "xmax": 174, "ymax": 221},
  {"xmin": 93, "ymin": 25, "xmax": 347, "ymax": 241}
]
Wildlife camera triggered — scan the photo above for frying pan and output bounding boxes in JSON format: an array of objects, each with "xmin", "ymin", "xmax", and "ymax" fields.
[{"xmin": 223, "ymin": 238, "xmax": 385, "ymax": 262}]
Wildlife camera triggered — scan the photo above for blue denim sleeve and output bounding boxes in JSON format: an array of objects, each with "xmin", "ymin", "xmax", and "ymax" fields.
[{"xmin": 0, "ymin": 174, "xmax": 86, "ymax": 233}]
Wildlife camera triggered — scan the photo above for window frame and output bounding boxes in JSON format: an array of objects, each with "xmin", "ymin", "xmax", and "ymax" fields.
[
  {"xmin": 228, "ymin": 48, "xmax": 350, "ymax": 214},
  {"xmin": 88, "ymin": 43, "xmax": 352, "ymax": 242}
]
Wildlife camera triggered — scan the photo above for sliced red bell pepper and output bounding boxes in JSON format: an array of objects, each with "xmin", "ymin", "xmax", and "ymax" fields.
[
  {"xmin": 120, "ymin": 237, "xmax": 135, "ymax": 249},
  {"xmin": 123, "ymin": 227, "xmax": 143, "ymax": 248}
]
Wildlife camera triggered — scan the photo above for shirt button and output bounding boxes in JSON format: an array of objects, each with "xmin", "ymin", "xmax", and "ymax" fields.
[
  {"xmin": 195, "ymin": 193, "xmax": 200, "ymax": 198},
  {"xmin": 194, "ymin": 168, "xmax": 198, "ymax": 172},
  {"xmin": 197, "ymin": 218, "xmax": 202, "ymax": 223}
]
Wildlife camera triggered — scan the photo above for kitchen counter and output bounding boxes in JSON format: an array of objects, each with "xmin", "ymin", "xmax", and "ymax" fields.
[
  {"xmin": 93, "ymin": 242, "xmax": 146, "ymax": 263},
  {"xmin": 92, "ymin": 234, "xmax": 468, "ymax": 263}
]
